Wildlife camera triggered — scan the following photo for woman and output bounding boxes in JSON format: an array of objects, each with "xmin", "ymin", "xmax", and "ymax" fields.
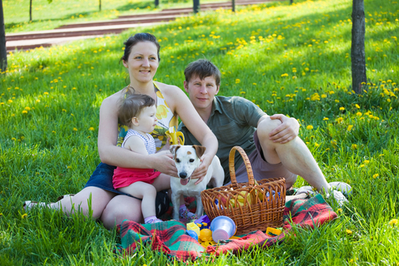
[{"xmin": 24, "ymin": 33, "xmax": 218, "ymax": 229}]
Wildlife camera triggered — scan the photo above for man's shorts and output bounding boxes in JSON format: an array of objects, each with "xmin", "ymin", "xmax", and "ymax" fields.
[{"xmin": 233, "ymin": 130, "xmax": 297, "ymax": 184}]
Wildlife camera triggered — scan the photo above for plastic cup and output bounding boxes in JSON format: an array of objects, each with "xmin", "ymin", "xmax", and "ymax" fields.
[{"xmin": 210, "ymin": 216, "xmax": 236, "ymax": 242}]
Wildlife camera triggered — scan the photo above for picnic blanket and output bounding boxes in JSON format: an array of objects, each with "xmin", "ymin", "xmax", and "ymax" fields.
[{"xmin": 117, "ymin": 194, "xmax": 337, "ymax": 261}]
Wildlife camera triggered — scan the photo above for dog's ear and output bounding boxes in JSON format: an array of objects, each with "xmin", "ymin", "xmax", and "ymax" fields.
[
  {"xmin": 170, "ymin": 145, "xmax": 181, "ymax": 156},
  {"xmin": 192, "ymin": 145, "xmax": 206, "ymax": 158}
]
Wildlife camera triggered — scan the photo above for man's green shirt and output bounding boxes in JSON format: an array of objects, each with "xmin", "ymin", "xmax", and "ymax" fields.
[{"xmin": 179, "ymin": 96, "xmax": 265, "ymax": 184}]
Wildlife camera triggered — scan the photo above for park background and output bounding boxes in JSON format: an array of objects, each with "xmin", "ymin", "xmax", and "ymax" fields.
[{"xmin": 1, "ymin": 0, "xmax": 399, "ymax": 264}]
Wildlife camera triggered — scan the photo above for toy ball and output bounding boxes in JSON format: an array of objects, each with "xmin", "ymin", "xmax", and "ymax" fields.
[{"xmin": 199, "ymin": 229, "xmax": 213, "ymax": 242}]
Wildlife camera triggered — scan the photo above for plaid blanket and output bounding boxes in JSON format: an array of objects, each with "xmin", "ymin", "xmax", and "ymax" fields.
[{"xmin": 117, "ymin": 194, "xmax": 337, "ymax": 261}]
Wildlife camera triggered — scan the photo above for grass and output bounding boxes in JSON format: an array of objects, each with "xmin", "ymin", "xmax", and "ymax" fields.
[
  {"xmin": 4, "ymin": 0, "xmax": 227, "ymax": 33},
  {"xmin": 1, "ymin": 0, "xmax": 399, "ymax": 264}
]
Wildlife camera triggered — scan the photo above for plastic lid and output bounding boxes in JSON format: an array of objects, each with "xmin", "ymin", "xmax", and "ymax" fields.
[{"xmin": 212, "ymin": 229, "xmax": 229, "ymax": 242}]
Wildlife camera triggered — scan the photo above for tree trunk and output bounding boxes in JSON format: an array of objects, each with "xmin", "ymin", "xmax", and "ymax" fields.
[
  {"xmin": 193, "ymin": 0, "xmax": 199, "ymax": 14},
  {"xmin": 0, "ymin": 0, "xmax": 7, "ymax": 73},
  {"xmin": 30, "ymin": 0, "xmax": 33, "ymax": 21},
  {"xmin": 351, "ymin": 0, "xmax": 367, "ymax": 94},
  {"xmin": 290, "ymin": 0, "xmax": 293, "ymax": 4},
  {"xmin": 99, "ymin": 0, "xmax": 101, "ymax": 11},
  {"xmin": 232, "ymin": 0, "xmax": 235, "ymax": 12},
  {"xmin": 155, "ymin": 0, "xmax": 159, "ymax": 8}
]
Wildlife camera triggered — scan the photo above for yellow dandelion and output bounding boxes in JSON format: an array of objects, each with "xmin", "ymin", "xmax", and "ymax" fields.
[
  {"xmin": 22, "ymin": 110, "xmax": 28, "ymax": 114},
  {"xmin": 373, "ymin": 174, "xmax": 379, "ymax": 179},
  {"xmin": 306, "ymin": 125, "xmax": 313, "ymax": 130},
  {"xmin": 346, "ymin": 229, "xmax": 352, "ymax": 234},
  {"xmin": 89, "ymin": 127, "xmax": 95, "ymax": 131},
  {"xmin": 356, "ymin": 112, "xmax": 362, "ymax": 116},
  {"xmin": 336, "ymin": 208, "xmax": 343, "ymax": 214},
  {"xmin": 310, "ymin": 93, "xmax": 320, "ymax": 101},
  {"xmin": 52, "ymin": 131, "xmax": 56, "ymax": 134},
  {"xmin": 67, "ymin": 166, "xmax": 72, "ymax": 169},
  {"xmin": 347, "ymin": 125, "xmax": 353, "ymax": 131},
  {"xmin": 323, "ymin": 117, "xmax": 329, "ymax": 121},
  {"xmin": 389, "ymin": 219, "xmax": 398, "ymax": 226},
  {"xmin": 8, "ymin": 99, "xmax": 12, "ymax": 103},
  {"xmin": 281, "ymin": 73, "xmax": 289, "ymax": 77},
  {"xmin": 44, "ymin": 92, "xmax": 49, "ymax": 95},
  {"xmin": 355, "ymin": 104, "xmax": 360, "ymax": 108},
  {"xmin": 351, "ymin": 144, "xmax": 358, "ymax": 150},
  {"xmin": 339, "ymin": 107, "xmax": 345, "ymax": 111},
  {"xmin": 321, "ymin": 94, "xmax": 327, "ymax": 98},
  {"xmin": 73, "ymin": 128, "xmax": 78, "ymax": 131},
  {"xmin": 21, "ymin": 213, "xmax": 28, "ymax": 219},
  {"xmin": 364, "ymin": 160, "xmax": 370, "ymax": 164},
  {"xmin": 336, "ymin": 117, "xmax": 344, "ymax": 123},
  {"xmin": 335, "ymin": 99, "xmax": 340, "ymax": 103},
  {"xmin": 235, "ymin": 79, "xmax": 240, "ymax": 84}
]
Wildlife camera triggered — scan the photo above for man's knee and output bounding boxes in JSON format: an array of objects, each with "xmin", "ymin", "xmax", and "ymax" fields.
[{"xmin": 257, "ymin": 117, "xmax": 281, "ymax": 141}]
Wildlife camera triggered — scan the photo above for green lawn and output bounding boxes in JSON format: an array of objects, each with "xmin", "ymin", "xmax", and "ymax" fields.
[{"xmin": 1, "ymin": 0, "xmax": 399, "ymax": 264}]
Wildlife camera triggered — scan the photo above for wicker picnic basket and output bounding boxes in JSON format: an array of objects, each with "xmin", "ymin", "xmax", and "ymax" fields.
[{"xmin": 201, "ymin": 146, "xmax": 286, "ymax": 235}]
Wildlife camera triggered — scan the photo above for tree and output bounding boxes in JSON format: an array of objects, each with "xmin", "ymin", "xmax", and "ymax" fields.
[
  {"xmin": 99, "ymin": 0, "xmax": 101, "ymax": 11},
  {"xmin": 29, "ymin": 0, "xmax": 53, "ymax": 22},
  {"xmin": 29, "ymin": 0, "xmax": 33, "ymax": 21},
  {"xmin": 0, "ymin": 0, "xmax": 6, "ymax": 73},
  {"xmin": 193, "ymin": 0, "xmax": 199, "ymax": 14},
  {"xmin": 351, "ymin": 0, "xmax": 367, "ymax": 94}
]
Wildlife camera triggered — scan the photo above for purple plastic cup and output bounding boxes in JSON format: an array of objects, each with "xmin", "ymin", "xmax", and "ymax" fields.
[{"xmin": 210, "ymin": 216, "xmax": 236, "ymax": 242}]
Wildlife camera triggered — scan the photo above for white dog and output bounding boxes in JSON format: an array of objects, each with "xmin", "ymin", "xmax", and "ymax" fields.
[{"xmin": 170, "ymin": 145, "xmax": 224, "ymax": 221}]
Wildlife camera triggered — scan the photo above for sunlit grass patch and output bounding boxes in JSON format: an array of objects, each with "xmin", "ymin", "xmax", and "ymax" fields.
[{"xmin": 1, "ymin": 0, "xmax": 399, "ymax": 264}]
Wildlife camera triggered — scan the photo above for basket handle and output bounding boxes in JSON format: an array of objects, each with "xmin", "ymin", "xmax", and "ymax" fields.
[{"xmin": 229, "ymin": 146, "xmax": 255, "ymax": 188}]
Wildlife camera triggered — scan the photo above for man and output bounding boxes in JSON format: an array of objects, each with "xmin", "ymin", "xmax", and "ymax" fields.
[{"xmin": 179, "ymin": 59, "xmax": 349, "ymax": 203}]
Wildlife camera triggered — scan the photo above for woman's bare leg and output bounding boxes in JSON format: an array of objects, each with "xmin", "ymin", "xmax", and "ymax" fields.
[
  {"xmin": 48, "ymin": 187, "xmax": 114, "ymax": 219},
  {"xmin": 100, "ymin": 195, "xmax": 143, "ymax": 229}
]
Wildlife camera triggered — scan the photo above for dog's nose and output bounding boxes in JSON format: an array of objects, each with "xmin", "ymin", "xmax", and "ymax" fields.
[{"xmin": 179, "ymin": 172, "xmax": 187, "ymax": 178}]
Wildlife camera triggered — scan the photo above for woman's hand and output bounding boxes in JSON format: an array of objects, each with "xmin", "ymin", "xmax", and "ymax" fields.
[
  {"xmin": 153, "ymin": 151, "xmax": 178, "ymax": 177},
  {"xmin": 190, "ymin": 154, "xmax": 213, "ymax": 185},
  {"xmin": 269, "ymin": 114, "xmax": 300, "ymax": 144}
]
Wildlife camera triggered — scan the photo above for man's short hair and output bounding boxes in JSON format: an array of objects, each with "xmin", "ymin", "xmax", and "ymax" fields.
[{"xmin": 184, "ymin": 59, "xmax": 221, "ymax": 86}]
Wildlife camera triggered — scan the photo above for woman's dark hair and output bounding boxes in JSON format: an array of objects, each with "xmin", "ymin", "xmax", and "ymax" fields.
[
  {"xmin": 118, "ymin": 94, "xmax": 156, "ymax": 128},
  {"xmin": 121, "ymin": 33, "xmax": 161, "ymax": 62}
]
